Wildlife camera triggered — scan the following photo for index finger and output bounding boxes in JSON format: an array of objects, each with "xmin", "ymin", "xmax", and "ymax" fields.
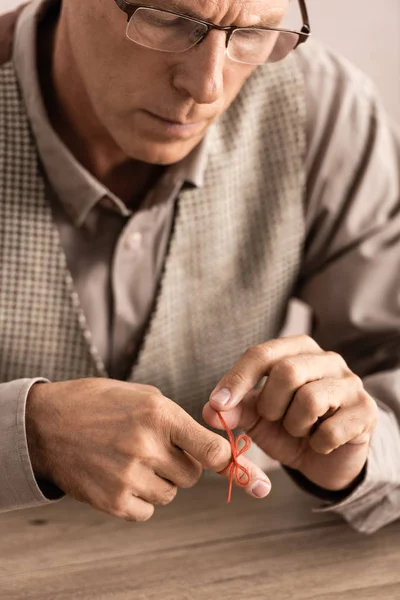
[{"xmin": 209, "ymin": 335, "xmax": 321, "ymax": 410}]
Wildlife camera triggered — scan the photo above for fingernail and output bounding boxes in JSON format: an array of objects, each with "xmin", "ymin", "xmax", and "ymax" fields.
[
  {"xmin": 251, "ymin": 480, "xmax": 271, "ymax": 498},
  {"xmin": 210, "ymin": 388, "xmax": 231, "ymax": 406}
]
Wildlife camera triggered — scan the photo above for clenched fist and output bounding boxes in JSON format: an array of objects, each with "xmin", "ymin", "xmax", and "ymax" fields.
[
  {"xmin": 26, "ymin": 378, "xmax": 271, "ymax": 521},
  {"xmin": 204, "ymin": 335, "xmax": 378, "ymax": 493}
]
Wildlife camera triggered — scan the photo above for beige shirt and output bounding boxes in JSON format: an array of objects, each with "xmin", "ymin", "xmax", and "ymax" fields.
[{"xmin": 1, "ymin": 0, "xmax": 400, "ymax": 531}]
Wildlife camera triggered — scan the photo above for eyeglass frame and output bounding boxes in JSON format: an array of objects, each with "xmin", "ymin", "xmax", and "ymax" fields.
[{"xmin": 113, "ymin": 0, "xmax": 311, "ymax": 57}]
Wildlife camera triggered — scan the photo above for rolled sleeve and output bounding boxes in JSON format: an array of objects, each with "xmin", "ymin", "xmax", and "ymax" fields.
[
  {"xmin": 293, "ymin": 44, "xmax": 400, "ymax": 533},
  {"xmin": 0, "ymin": 378, "xmax": 64, "ymax": 512},
  {"xmin": 314, "ymin": 394, "xmax": 400, "ymax": 534}
]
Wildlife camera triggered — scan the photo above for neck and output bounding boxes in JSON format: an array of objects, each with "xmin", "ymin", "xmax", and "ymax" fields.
[{"xmin": 37, "ymin": 10, "xmax": 163, "ymax": 208}]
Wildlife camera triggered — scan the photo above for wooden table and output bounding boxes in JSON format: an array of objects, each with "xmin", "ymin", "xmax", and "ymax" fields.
[{"xmin": 0, "ymin": 469, "xmax": 399, "ymax": 599}]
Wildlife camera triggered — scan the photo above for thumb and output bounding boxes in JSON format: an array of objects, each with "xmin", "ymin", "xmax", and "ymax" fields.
[{"xmin": 169, "ymin": 406, "xmax": 232, "ymax": 471}]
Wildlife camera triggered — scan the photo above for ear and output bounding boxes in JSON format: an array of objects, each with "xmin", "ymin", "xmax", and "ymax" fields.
[{"xmin": 0, "ymin": 3, "xmax": 29, "ymax": 66}]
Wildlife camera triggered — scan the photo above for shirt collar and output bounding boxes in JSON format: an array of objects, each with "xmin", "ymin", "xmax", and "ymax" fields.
[{"xmin": 12, "ymin": 0, "xmax": 209, "ymax": 227}]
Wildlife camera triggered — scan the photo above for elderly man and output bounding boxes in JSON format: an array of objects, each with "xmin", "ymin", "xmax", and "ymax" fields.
[{"xmin": 0, "ymin": 0, "xmax": 399, "ymax": 533}]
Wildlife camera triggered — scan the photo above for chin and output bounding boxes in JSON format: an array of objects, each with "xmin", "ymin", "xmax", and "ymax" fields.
[{"xmin": 117, "ymin": 131, "xmax": 205, "ymax": 166}]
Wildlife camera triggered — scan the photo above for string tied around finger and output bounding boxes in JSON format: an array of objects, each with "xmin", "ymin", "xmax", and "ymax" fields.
[{"xmin": 216, "ymin": 411, "xmax": 251, "ymax": 503}]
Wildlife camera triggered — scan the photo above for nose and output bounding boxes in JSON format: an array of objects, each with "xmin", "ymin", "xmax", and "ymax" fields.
[{"xmin": 172, "ymin": 30, "xmax": 226, "ymax": 105}]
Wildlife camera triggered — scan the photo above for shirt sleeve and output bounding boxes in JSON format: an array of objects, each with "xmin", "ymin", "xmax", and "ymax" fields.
[
  {"xmin": 291, "ymin": 42, "xmax": 400, "ymax": 534},
  {"xmin": 0, "ymin": 378, "xmax": 64, "ymax": 512}
]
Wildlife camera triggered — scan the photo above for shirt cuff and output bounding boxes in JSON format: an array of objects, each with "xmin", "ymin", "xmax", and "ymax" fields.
[
  {"xmin": 283, "ymin": 462, "xmax": 367, "ymax": 504},
  {"xmin": 306, "ymin": 403, "xmax": 400, "ymax": 534},
  {"xmin": 0, "ymin": 378, "xmax": 64, "ymax": 512}
]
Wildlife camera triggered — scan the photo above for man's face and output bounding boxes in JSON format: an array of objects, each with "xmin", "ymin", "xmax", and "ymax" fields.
[{"xmin": 61, "ymin": 0, "xmax": 289, "ymax": 165}]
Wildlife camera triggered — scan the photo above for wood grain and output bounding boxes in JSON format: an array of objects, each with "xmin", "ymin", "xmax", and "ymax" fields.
[{"xmin": 0, "ymin": 470, "xmax": 399, "ymax": 599}]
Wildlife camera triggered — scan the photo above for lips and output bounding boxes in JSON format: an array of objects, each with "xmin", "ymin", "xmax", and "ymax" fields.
[
  {"xmin": 142, "ymin": 109, "xmax": 210, "ymax": 139},
  {"xmin": 147, "ymin": 110, "xmax": 205, "ymax": 126}
]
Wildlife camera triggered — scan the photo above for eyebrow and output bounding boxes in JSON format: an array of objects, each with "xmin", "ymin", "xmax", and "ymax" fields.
[{"xmin": 164, "ymin": 1, "xmax": 283, "ymax": 28}]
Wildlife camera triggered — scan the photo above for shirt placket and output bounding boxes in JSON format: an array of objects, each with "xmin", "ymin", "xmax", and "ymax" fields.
[{"xmin": 109, "ymin": 179, "xmax": 181, "ymax": 380}]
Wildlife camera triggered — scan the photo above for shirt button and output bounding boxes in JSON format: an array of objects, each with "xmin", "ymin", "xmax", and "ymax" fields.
[
  {"xmin": 126, "ymin": 341, "xmax": 136, "ymax": 356},
  {"xmin": 101, "ymin": 197, "xmax": 112, "ymax": 210},
  {"xmin": 125, "ymin": 231, "xmax": 143, "ymax": 252}
]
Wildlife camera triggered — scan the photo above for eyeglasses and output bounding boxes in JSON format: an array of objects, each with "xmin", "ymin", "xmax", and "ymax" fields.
[{"xmin": 113, "ymin": 0, "xmax": 311, "ymax": 65}]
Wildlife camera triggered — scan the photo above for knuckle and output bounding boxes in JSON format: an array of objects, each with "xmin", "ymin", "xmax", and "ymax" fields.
[
  {"xmin": 128, "ymin": 504, "xmax": 154, "ymax": 523},
  {"xmin": 309, "ymin": 435, "xmax": 330, "ymax": 455},
  {"xmin": 109, "ymin": 494, "xmax": 129, "ymax": 518},
  {"xmin": 351, "ymin": 373, "xmax": 364, "ymax": 389},
  {"xmin": 131, "ymin": 432, "xmax": 157, "ymax": 462},
  {"xmin": 109, "ymin": 495, "xmax": 155, "ymax": 523},
  {"xmin": 350, "ymin": 379, "xmax": 378, "ymax": 425},
  {"xmin": 143, "ymin": 384, "xmax": 162, "ymax": 395},
  {"xmin": 203, "ymin": 438, "xmax": 226, "ymax": 468},
  {"xmin": 271, "ymin": 359, "xmax": 299, "ymax": 387},
  {"xmin": 110, "ymin": 475, "xmax": 130, "ymax": 499},
  {"xmin": 285, "ymin": 423, "xmax": 306, "ymax": 439},
  {"xmin": 296, "ymin": 387, "xmax": 319, "ymax": 415},
  {"xmin": 284, "ymin": 420, "xmax": 303, "ymax": 438},
  {"xmin": 224, "ymin": 369, "xmax": 248, "ymax": 390},
  {"xmin": 181, "ymin": 465, "xmax": 203, "ymax": 488},
  {"xmin": 142, "ymin": 394, "xmax": 172, "ymax": 431},
  {"xmin": 246, "ymin": 343, "xmax": 274, "ymax": 364},
  {"xmin": 318, "ymin": 421, "xmax": 342, "ymax": 450},
  {"xmin": 370, "ymin": 402, "xmax": 379, "ymax": 428},
  {"xmin": 158, "ymin": 486, "xmax": 178, "ymax": 506},
  {"xmin": 302, "ymin": 334, "xmax": 319, "ymax": 350},
  {"xmin": 355, "ymin": 422, "xmax": 368, "ymax": 440},
  {"xmin": 134, "ymin": 431, "xmax": 155, "ymax": 458},
  {"xmin": 361, "ymin": 393, "xmax": 379, "ymax": 426},
  {"xmin": 146, "ymin": 391, "xmax": 166, "ymax": 412},
  {"xmin": 113, "ymin": 435, "xmax": 133, "ymax": 459},
  {"xmin": 133, "ymin": 507, "xmax": 155, "ymax": 523},
  {"xmin": 326, "ymin": 351, "xmax": 348, "ymax": 370},
  {"xmin": 141, "ymin": 384, "xmax": 163, "ymax": 398}
]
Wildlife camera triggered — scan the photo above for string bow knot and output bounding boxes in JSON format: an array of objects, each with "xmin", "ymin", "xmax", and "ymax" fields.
[{"xmin": 216, "ymin": 411, "xmax": 251, "ymax": 503}]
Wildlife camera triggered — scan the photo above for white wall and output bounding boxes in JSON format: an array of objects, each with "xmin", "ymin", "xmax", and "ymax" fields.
[
  {"xmin": 1, "ymin": 0, "xmax": 23, "ymax": 13},
  {"xmin": 307, "ymin": 0, "xmax": 400, "ymax": 123}
]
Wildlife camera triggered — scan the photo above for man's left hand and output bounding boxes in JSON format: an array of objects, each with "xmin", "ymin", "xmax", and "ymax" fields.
[{"xmin": 203, "ymin": 335, "xmax": 378, "ymax": 492}]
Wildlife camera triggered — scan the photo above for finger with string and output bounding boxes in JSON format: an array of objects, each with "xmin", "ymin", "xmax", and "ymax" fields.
[
  {"xmin": 170, "ymin": 409, "xmax": 271, "ymax": 502},
  {"xmin": 203, "ymin": 389, "xmax": 305, "ymax": 468}
]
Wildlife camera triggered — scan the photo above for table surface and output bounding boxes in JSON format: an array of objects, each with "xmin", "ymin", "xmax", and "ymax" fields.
[{"xmin": 0, "ymin": 469, "xmax": 399, "ymax": 600}]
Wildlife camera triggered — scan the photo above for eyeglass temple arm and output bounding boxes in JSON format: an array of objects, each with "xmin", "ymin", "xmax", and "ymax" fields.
[
  {"xmin": 115, "ymin": 0, "xmax": 137, "ymax": 20},
  {"xmin": 298, "ymin": 0, "xmax": 311, "ymax": 34}
]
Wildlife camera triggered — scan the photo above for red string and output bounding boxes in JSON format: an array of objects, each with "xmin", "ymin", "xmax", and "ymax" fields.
[{"xmin": 216, "ymin": 411, "xmax": 251, "ymax": 503}]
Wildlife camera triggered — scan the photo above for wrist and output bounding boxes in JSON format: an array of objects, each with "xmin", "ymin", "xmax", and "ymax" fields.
[
  {"xmin": 25, "ymin": 382, "xmax": 52, "ymax": 481},
  {"xmin": 283, "ymin": 463, "xmax": 367, "ymax": 503}
]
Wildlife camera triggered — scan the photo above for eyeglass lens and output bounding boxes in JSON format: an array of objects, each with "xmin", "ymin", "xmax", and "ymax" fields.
[{"xmin": 126, "ymin": 8, "xmax": 300, "ymax": 64}]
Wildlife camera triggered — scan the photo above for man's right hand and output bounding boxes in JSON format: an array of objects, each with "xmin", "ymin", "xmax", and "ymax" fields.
[{"xmin": 26, "ymin": 379, "xmax": 271, "ymax": 521}]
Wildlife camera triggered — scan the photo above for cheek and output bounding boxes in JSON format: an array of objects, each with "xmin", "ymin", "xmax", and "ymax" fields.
[
  {"xmin": 68, "ymin": 4, "xmax": 160, "ymax": 112},
  {"xmin": 223, "ymin": 63, "xmax": 258, "ymax": 104},
  {"xmin": 90, "ymin": 59, "xmax": 170, "ymax": 130},
  {"xmin": 76, "ymin": 42, "xmax": 169, "ymax": 125}
]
